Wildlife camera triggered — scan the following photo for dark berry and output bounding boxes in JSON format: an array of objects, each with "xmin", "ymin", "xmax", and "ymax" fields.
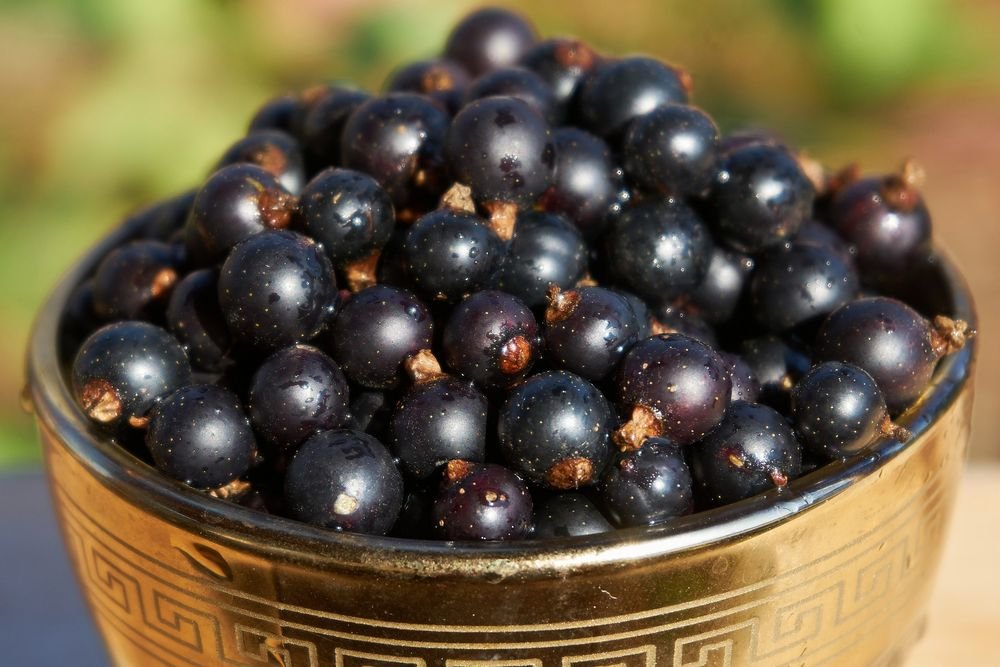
[
  {"xmin": 300, "ymin": 87, "xmax": 371, "ymax": 171},
  {"xmin": 599, "ymin": 438, "xmax": 693, "ymax": 527},
  {"xmin": 685, "ymin": 247, "xmax": 753, "ymax": 325},
  {"xmin": 541, "ymin": 127, "xmax": 620, "ymax": 239},
  {"xmin": 496, "ymin": 211, "xmax": 587, "ymax": 308},
  {"xmin": 791, "ymin": 361, "xmax": 910, "ymax": 460},
  {"xmin": 390, "ymin": 373, "xmax": 488, "ymax": 480},
  {"xmin": 283, "ymin": 429, "xmax": 404, "ymax": 535},
  {"xmin": 446, "ymin": 96, "xmax": 555, "ymax": 211},
  {"xmin": 519, "ymin": 38, "xmax": 600, "ymax": 114},
  {"xmin": 218, "ymin": 230, "xmax": 337, "ymax": 352},
  {"xmin": 622, "ymin": 104, "xmax": 719, "ymax": 196},
  {"xmin": 465, "ymin": 66, "xmax": 559, "ymax": 124},
  {"xmin": 578, "ymin": 56, "xmax": 689, "ymax": 138},
  {"xmin": 605, "ymin": 199, "xmax": 712, "ymax": 303},
  {"xmin": 615, "ymin": 334, "xmax": 731, "ymax": 449},
  {"xmin": 442, "ymin": 290, "xmax": 538, "ymax": 389},
  {"xmin": 443, "ymin": 8, "xmax": 538, "ymax": 76},
  {"xmin": 146, "ymin": 384, "xmax": 256, "ymax": 489},
  {"xmin": 749, "ymin": 242, "xmax": 859, "ymax": 333},
  {"xmin": 60, "ymin": 278, "xmax": 100, "ymax": 360},
  {"xmin": 533, "ymin": 493, "xmax": 612, "ymax": 538},
  {"xmin": 340, "ymin": 93, "xmax": 450, "ymax": 209},
  {"xmin": 248, "ymin": 94, "xmax": 301, "ymax": 135},
  {"xmin": 738, "ymin": 335, "xmax": 811, "ymax": 411},
  {"xmin": 651, "ymin": 305, "xmax": 719, "ymax": 348},
  {"xmin": 403, "ymin": 208, "xmax": 503, "ymax": 302},
  {"xmin": 709, "ymin": 144, "xmax": 814, "ymax": 252},
  {"xmin": 165, "ymin": 269, "xmax": 231, "ymax": 372},
  {"xmin": 72, "ymin": 321, "xmax": 192, "ymax": 429},
  {"xmin": 689, "ymin": 401, "xmax": 802, "ymax": 506},
  {"xmin": 544, "ymin": 286, "xmax": 639, "ymax": 382},
  {"xmin": 614, "ymin": 289, "xmax": 654, "ymax": 338},
  {"xmin": 130, "ymin": 190, "xmax": 196, "ymax": 241},
  {"xmin": 385, "ymin": 58, "xmax": 470, "ymax": 114},
  {"xmin": 431, "ymin": 461, "xmax": 533, "ymax": 540},
  {"xmin": 498, "ymin": 371, "xmax": 614, "ymax": 489},
  {"xmin": 795, "ymin": 218, "xmax": 855, "ymax": 266},
  {"xmin": 248, "ymin": 344, "xmax": 350, "ymax": 450},
  {"xmin": 328, "ymin": 285, "xmax": 433, "ymax": 388},
  {"xmin": 719, "ymin": 352, "xmax": 761, "ymax": 403},
  {"xmin": 346, "ymin": 389, "xmax": 395, "ymax": 442},
  {"xmin": 814, "ymin": 297, "xmax": 971, "ymax": 413},
  {"xmin": 91, "ymin": 240, "xmax": 180, "ymax": 321},
  {"xmin": 215, "ymin": 129, "xmax": 306, "ymax": 195}
]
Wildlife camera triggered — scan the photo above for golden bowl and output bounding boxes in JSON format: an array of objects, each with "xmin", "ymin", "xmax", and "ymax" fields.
[{"xmin": 26, "ymin": 220, "xmax": 976, "ymax": 667}]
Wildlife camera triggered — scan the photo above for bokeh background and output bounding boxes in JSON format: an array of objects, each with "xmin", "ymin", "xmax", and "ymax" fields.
[{"xmin": 3, "ymin": 0, "xmax": 999, "ymax": 470}]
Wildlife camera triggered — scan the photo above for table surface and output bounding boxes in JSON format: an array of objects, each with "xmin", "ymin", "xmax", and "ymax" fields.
[{"xmin": 2, "ymin": 466, "xmax": 997, "ymax": 666}]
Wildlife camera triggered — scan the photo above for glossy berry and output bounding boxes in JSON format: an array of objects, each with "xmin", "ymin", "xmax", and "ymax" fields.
[
  {"xmin": 72, "ymin": 321, "xmax": 192, "ymax": 429},
  {"xmin": 218, "ymin": 230, "xmax": 337, "ymax": 352},
  {"xmin": 248, "ymin": 344, "xmax": 350, "ymax": 450},
  {"xmin": 689, "ymin": 401, "xmax": 802, "ymax": 506},
  {"xmin": 599, "ymin": 438, "xmax": 693, "ymax": 527},
  {"xmin": 60, "ymin": 279, "xmax": 100, "ymax": 360},
  {"xmin": 615, "ymin": 334, "xmax": 731, "ymax": 449},
  {"xmin": 283, "ymin": 429, "xmax": 404, "ymax": 535},
  {"xmin": 431, "ymin": 461, "xmax": 533, "ymax": 540},
  {"xmin": 165, "ymin": 269, "xmax": 231, "ymax": 372},
  {"xmin": 791, "ymin": 361, "xmax": 909, "ymax": 460},
  {"xmin": 390, "ymin": 375, "xmax": 488, "ymax": 480},
  {"xmin": 384, "ymin": 58, "xmax": 470, "ymax": 114},
  {"xmin": 146, "ymin": 384, "xmax": 256, "ymax": 489},
  {"xmin": 794, "ymin": 219, "xmax": 855, "ymax": 266},
  {"xmin": 622, "ymin": 104, "xmax": 719, "ymax": 196},
  {"xmin": 215, "ymin": 129, "xmax": 306, "ymax": 194},
  {"xmin": 719, "ymin": 352, "xmax": 761, "ymax": 403},
  {"xmin": 605, "ymin": 199, "xmax": 712, "ymax": 303},
  {"xmin": 497, "ymin": 211, "xmax": 587, "ymax": 308},
  {"xmin": 499, "ymin": 371, "xmax": 614, "ymax": 489},
  {"xmin": 294, "ymin": 168, "xmax": 395, "ymax": 269},
  {"xmin": 340, "ymin": 93, "xmax": 450, "ymax": 209},
  {"xmin": 544, "ymin": 286, "xmax": 639, "ymax": 382},
  {"xmin": 541, "ymin": 128, "xmax": 620, "ymax": 239},
  {"xmin": 248, "ymin": 94, "xmax": 301, "ymax": 135},
  {"xmin": 739, "ymin": 335, "xmax": 811, "ymax": 411},
  {"xmin": 519, "ymin": 38, "xmax": 600, "ymax": 114},
  {"xmin": 130, "ymin": 190, "xmax": 196, "ymax": 241},
  {"xmin": 184, "ymin": 163, "xmax": 296, "ymax": 265},
  {"xmin": 403, "ymin": 208, "xmax": 503, "ymax": 302},
  {"xmin": 709, "ymin": 144, "xmax": 814, "ymax": 252},
  {"xmin": 442, "ymin": 290, "xmax": 539, "ymax": 389},
  {"xmin": 443, "ymin": 7, "xmax": 538, "ymax": 77},
  {"xmin": 446, "ymin": 96, "xmax": 555, "ymax": 210},
  {"xmin": 814, "ymin": 297, "xmax": 970, "ymax": 413},
  {"xmin": 578, "ymin": 56, "xmax": 689, "ymax": 138},
  {"xmin": 651, "ymin": 305, "xmax": 719, "ymax": 348},
  {"xmin": 686, "ymin": 247, "xmax": 753, "ymax": 325},
  {"xmin": 614, "ymin": 289, "xmax": 653, "ymax": 338},
  {"xmin": 533, "ymin": 493, "xmax": 612, "ymax": 538},
  {"xmin": 300, "ymin": 87, "xmax": 371, "ymax": 171},
  {"xmin": 749, "ymin": 242, "xmax": 859, "ymax": 332},
  {"xmin": 465, "ymin": 66, "xmax": 559, "ymax": 124},
  {"xmin": 91, "ymin": 240, "xmax": 180, "ymax": 321},
  {"xmin": 328, "ymin": 285, "xmax": 433, "ymax": 388}
]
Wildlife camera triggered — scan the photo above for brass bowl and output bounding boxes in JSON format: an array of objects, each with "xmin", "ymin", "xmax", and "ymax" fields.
[{"xmin": 26, "ymin": 221, "xmax": 976, "ymax": 667}]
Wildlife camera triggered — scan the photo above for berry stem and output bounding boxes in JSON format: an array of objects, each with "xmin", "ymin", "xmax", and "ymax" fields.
[
  {"xmin": 613, "ymin": 405, "xmax": 662, "ymax": 451},
  {"xmin": 344, "ymin": 250, "xmax": 381, "ymax": 293},
  {"xmin": 207, "ymin": 478, "xmax": 252, "ymax": 500},
  {"xmin": 440, "ymin": 182, "xmax": 476, "ymax": 213},
  {"xmin": 929, "ymin": 315, "xmax": 974, "ymax": 358},
  {"xmin": 544, "ymin": 285, "xmax": 580, "ymax": 324},
  {"xmin": 879, "ymin": 414, "xmax": 912, "ymax": 442},
  {"xmin": 484, "ymin": 201, "xmax": 518, "ymax": 241},
  {"xmin": 546, "ymin": 457, "xmax": 594, "ymax": 490},
  {"xmin": 403, "ymin": 349, "xmax": 447, "ymax": 384}
]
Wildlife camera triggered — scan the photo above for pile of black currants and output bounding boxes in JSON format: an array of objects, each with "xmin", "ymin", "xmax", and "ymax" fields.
[{"xmin": 63, "ymin": 8, "xmax": 973, "ymax": 541}]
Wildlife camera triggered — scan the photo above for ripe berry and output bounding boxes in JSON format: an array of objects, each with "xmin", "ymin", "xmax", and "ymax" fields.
[
  {"xmin": 130, "ymin": 190, "xmax": 196, "ymax": 241},
  {"xmin": 442, "ymin": 290, "xmax": 539, "ymax": 389},
  {"xmin": 719, "ymin": 352, "xmax": 761, "ymax": 403},
  {"xmin": 498, "ymin": 370, "xmax": 614, "ymax": 489},
  {"xmin": 814, "ymin": 297, "xmax": 971, "ymax": 413},
  {"xmin": 218, "ymin": 230, "xmax": 337, "ymax": 353},
  {"xmin": 615, "ymin": 334, "xmax": 731, "ymax": 449},
  {"xmin": 443, "ymin": 7, "xmax": 538, "ymax": 77},
  {"xmin": 791, "ymin": 361, "xmax": 910, "ymax": 460},
  {"xmin": 72, "ymin": 321, "xmax": 192, "ymax": 429},
  {"xmin": 146, "ymin": 384, "xmax": 256, "ymax": 489},
  {"xmin": 614, "ymin": 289, "xmax": 654, "ymax": 338},
  {"xmin": 215, "ymin": 129, "xmax": 306, "ymax": 195},
  {"xmin": 384, "ymin": 58, "xmax": 470, "ymax": 114},
  {"xmin": 689, "ymin": 401, "xmax": 802, "ymax": 506},
  {"xmin": 248, "ymin": 94, "xmax": 301, "ymax": 135},
  {"xmin": 283, "ymin": 429, "xmax": 404, "ymax": 535},
  {"xmin": 651, "ymin": 305, "xmax": 719, "ymax": 348},
  {"xmin": 184, "ymin": 164, "xmax": 296, "ymax": 265},
  {"xmin": 300, "ymin": 87, "xmax": 371, "ymax": 171},
  {"xmin": 248, "ymin": 344, "xmax": 350, "ymax": 450},
  {"xmin": 519, "ymin": 38, "xmax": 600, "ymax": 115},
  {"xmin": 327, "ymin": 284, "xmax": 433, "ymax": 388},
  {"xmin": 91, "ymin": 240, "xmax": 180, "ymax": 321},
  {"xmin": 709, "ymin": 144, "xmax": 814, "ymax": 252},
  {"xmin": 794, "ymin": 219, "xmax": 855, "ymax": 266},
  {"xmin": 622, "ymin": 104, "xmax": 719, "ymax": 196},
  {"xmin": 533, "ymin": 493, "xmax": 612, "ymax": 538},
  {"xmin": 165, "ymin": 269, "xmax": 231, "ymax": 372},
  {"xmin": 599, "ymin": 437, "xmax": 693, "ymax": 527},
  {"xmin": 605, "ymin": 199, "xmax": 712, "ymax": 303},
  {"xmin": 738, "ymin": 335, "xmax": 811, "ymax": 411},
  {"xmin": 541, "ymin": 127, "xmax": 621, "ymax": 239},
  {"xmin": 465, "ymin": 66, "xmax": 559, "ymax": 124},
  {"xmin": 578, "ymin": 56, "xmax": 690, "ymax": 138},
  {"xmin": 544, "ymin": 286, "xmax": 639, "ymax": 382},
  {"xmin": 431, "ymin": 461, "xmax": 533, "ymax": 540},
  {"xmin": 685, "ymin": 247, "xmax": 753, "ymax": 325},
  {"xmin": 496, "ymin": 211, "xmax": 587, "ymax": 308}
]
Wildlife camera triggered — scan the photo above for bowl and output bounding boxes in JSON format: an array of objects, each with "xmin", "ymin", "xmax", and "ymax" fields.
[{"xmin": 26, "ymin": 220, "xmax": 976, "ymax": 667}]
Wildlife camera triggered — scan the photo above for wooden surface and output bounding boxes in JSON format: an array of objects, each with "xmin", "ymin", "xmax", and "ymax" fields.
[{"xmin": 1, "ymin": 467, "xmax": 997, "ymax": 666}]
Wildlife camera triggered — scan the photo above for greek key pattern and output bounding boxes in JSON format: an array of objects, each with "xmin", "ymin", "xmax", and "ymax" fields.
[{"xmin": 52, "ymin": 456, "xmax": 950, "ymax": 667}]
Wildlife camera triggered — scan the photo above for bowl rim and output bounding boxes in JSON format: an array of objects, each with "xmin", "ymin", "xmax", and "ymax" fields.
[{"xmin": 26, "ymin": 220, "xmax": 978, "ymax": 579}]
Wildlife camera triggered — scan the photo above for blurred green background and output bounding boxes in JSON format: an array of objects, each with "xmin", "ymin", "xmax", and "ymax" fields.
[{"xmin": 4, "ymin": 0, "xmax": 1000, "ymax": 469}]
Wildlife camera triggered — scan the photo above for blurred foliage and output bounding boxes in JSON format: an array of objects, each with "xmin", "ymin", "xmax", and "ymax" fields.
[{"xmin": 2, "ymin": 0, "xmax": 999, "ymax": 468}]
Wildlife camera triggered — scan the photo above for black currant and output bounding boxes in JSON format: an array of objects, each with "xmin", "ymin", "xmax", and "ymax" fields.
[
  {"xmin": 519, "ymin": 38, "xmax": 600, "ymax": 115},
  {"xmin": 165, "ymin": 269, "xmax": 231, "ymax": 372},
  {"xmin": 215, "ymin": 129, "xmax": 306, "ymax": 195},
  {"xmin": 91, "ymin": 240, "xmax": 180, "ymax": 321},
  {"xmin": 533, "ymin": 493, "xmax": 612, "ymax": 538},
  {"xmin": 248, "ymin": 94, "xmax": 301, "ymax": 135},
  {"xmin": 465, "ymin": 66, "xmax": 560, "ymax": 124},
  {"xmin": 622, "ymin": 103, "xmax": 719, "ymax": 196},
  {"xmin": 685, "ymin": 246, "xmax": 753, "ymax": 325},
  {"xmin": 130, "ymin": 190, "xmax": 196, "ymax": 241},
  {"xmin": 300, "ymin": 87, "xmax": 371, "ymax": 171},
  {"xmin": 738, "ymin": 335, "xmax": 811, "ymax": 411},
  {"xmin": 384, "ymin": 58, "xmax": 470, "ymax": 115},
  {"xmin": 599, "ymin": 437, "xmax": 693, "ymax": 527},
  {"xmin": 443, "ymin": 7, "xmax": 538, "ymax": 76},
  {"xmin": 496, "ymin": 211, "xmax": 587, "ymax": 308},
  {"xmin": 544, "ymin": 286, "xmax": 639, "ymax": 382},
  {"xmin": 719, "ymin": 352, "xmax": 761, "ymax": 403},
  {"xmin": 540, "ymin": 127, "xmax": 620, "ymax": 239},
  {"xmin": 430, "ymin": 461, "xmax": 533, "ymax": 540}
]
